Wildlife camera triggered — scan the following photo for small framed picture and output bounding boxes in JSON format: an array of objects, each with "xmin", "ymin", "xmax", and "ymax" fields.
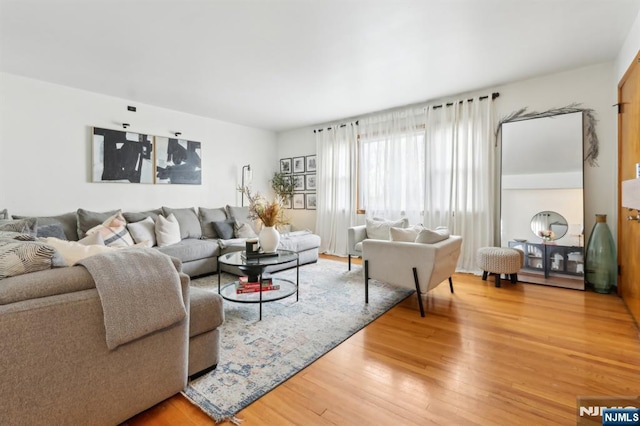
[
  {"xmin": 305, "ymin": 155, "xmax": 317, "ymax": 172},
  {"xmin": 293, "ymin": 175, "xmax": 305, "ymax": 191},
  {"xmin": 293, "ymin": 156, "xmax": 305, "ymax": 173},
  {"xmin": 306, "ymin": 193, "xmax": 317, "ymax": 210},
  {"xmin": 281, "ymin": 195, "xmax": 292, "ymax": 209},
  {"xmin": 280, "ymin": 158, "xmax": 292, "ymax": 174},
  {"xmin": 305, "ymin": 174, "xmax": 316, "ymax": 191},
  {"xmin": 293, "ymin": 193, "xmax": 305, "ymax": 209}
]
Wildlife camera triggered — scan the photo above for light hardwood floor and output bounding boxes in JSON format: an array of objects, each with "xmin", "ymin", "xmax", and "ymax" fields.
[{"xmin": 125, "ymin": 255, "xmax": 640, "ymax": 425}]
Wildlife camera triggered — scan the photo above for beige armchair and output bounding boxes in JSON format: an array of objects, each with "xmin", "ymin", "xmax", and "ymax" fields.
[{"xmin": 362, "ymin": 235, "xmax": 462, "ymax": 317}]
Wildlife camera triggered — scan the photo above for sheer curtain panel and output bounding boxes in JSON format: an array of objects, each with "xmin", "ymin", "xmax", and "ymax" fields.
[
  {"xmin": 424, "ymin": 99, "xmax": 495, "ymax": 272},
  {"xmin": 315, "ymin": 123, "xmax": 359, "ymax": 256}
]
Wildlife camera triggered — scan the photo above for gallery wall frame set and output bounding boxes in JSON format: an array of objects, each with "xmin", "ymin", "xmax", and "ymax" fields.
[
  {"xmin": 92, "ymin": 127, "xmax": 202, "ymax": 185},
  {"xmin": 280, "ymin": 155, "xmax": 316, "ymax": 210}
]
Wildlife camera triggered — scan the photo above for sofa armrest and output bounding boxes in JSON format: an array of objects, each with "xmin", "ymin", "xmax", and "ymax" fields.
[{"xmin": 348, "ymin": 225, "xmax": 367, "ymax": 255}]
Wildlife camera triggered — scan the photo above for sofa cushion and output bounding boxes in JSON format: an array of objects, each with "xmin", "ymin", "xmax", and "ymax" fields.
[
  {"xmin": 279, "ymin": 231, "xmax": 321, "ymax": 252},
  {"xmin": 234, "ymin": 221, "xmax": 257, "ymax": 239},
  {"xmin": 0, "ymin": 239, "xmax": 56, "ymax": 279},
  {"xmin": 226, "ymin": 205, "xmax": 258, "ymax": 233},
  {"xmin": 13, "ymin": 212, "xmax": 79, "ymax": 241},
  {"xmin": 122, "ymin": 209, "xmax": 162, "ymax": 224},
  {"xmin": 155, "ymin": 238, "xmax": 219, "ymax": 263},
  {"xmin": 189, "ymin": 287, "xmax": 225, "ymax": 337},
  {"xmin": 162, "ymin": 207, "xmax": 202, "ymax": 240},
  {"xmin": 35, "ymin": 222, "xmax": 68, "ymax": 240},
  {"xmin": 86, "ymin": 212, "xmax": 135, "ymax": 247},
  {"xmin": 156, "ymin": 214, "xmax": 181, "ymax": 247},
  {"xmin": 415, "ymin": 227, "xmax": 450, "ymax": 244},
  {"xmin": 127, "ymin": 216, "xmax": 157, "ymax": 246},
  {"xmin": 211, "ymin": 219, "xmax": 235, "ymax": 240},
  {"xmin": 198, "ymin": 207, "xmax": 228, "ymax": 239},
  {"xmin": 365, "ymin": 217, "xmax": 408, "ymax": 240},
  {"xmin": 77, "ymin": 208, "xmax": 119, "ymax": 239},
  {"xmin": 0, "ymin": 218, "xmax": 38, "ymax": 236}
]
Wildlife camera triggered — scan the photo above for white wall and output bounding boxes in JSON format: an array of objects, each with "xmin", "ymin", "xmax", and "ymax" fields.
[
  {"xmin": 615, "ymin": 7, "xmax": 640, "ymax": 81},
  {"xmin": 276, "ymin": 62, "xmax": 617, "ymax": 240},
  {"xmin": 0, "ymin": 73, "xmax": 277, "ymax": 216}
]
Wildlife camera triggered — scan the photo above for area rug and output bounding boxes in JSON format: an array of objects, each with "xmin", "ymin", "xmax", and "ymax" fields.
[{"xmin": 183, "ymin": 258, "xmax": 413, "ymax": 422}]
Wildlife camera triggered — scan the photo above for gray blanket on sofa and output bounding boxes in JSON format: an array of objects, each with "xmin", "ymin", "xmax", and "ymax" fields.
[{"xmin": 77, "ymin": 249, "xmax": 186, "ymax": 350}]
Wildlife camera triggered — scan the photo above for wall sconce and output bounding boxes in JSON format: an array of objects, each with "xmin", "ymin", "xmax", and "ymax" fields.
[
  {"xmin": 122, "ymin": 123, "xmax": 130, "ymax": 129},
  {"xmin": 241, "ymin": 164, "xmax": 252, "ymax": 206}
]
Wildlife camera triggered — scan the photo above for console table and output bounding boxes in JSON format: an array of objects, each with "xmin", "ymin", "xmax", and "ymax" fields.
[{"xmin": 508, "ymin": 241, "xmax": 584, "ymax": 279}]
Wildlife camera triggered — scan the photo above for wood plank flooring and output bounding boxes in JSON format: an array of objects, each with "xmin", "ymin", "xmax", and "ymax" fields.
[{"xmin": 124, "ymin": 255, "xmax": 640, "ymax": 425}]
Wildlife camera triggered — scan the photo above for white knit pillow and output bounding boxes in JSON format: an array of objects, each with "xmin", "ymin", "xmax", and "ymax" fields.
[
  {"xmin": 365, "ymin": 217, "xmax": 408, "ymax": 240},
  {"xmin": 155, "ymin": 214, "xmax": 181, "ymax": 247},
  {"xmin": 415, "ymin": 227, "xmax": 450, "ymax": 244}
]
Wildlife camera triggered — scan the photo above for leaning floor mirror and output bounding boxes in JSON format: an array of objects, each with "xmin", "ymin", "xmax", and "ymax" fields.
[{"xmin": 500, "ymin": 111, "xmax": 585, "ymax": 290}]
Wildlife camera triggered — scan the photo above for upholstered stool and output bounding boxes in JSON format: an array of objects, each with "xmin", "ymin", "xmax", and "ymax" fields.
[{"xmin": 476, "ymin": 247, "xmax": 523, "ymax": 287}]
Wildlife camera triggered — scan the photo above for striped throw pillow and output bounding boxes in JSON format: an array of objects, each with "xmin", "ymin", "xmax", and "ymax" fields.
[
  {"xmin": 86, "ymin": 211, "xmax": 134, "ymax": 247},
  {"xmin": 0, "ymin": 239, "xmax": 56, "ymax": 279}
]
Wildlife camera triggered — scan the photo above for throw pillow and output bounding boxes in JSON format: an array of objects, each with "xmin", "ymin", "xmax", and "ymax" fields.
[
  {"xmin": 211, "ymin": 219, "xmax": 235, "ymax": 240},
  {"xmin": 36, "ymin": 222, "xmax": 68, "ymax": 240},
  {"xmin": 365, "ymin": 217, "xmax": 408, "ymax": 241},
  {"xmin": 126, "ymin": 216, "xmax": 157, "ymax": 246},
  {"xmin": 234, "ymin": 221, "xmax": 258, "ymax": 239},
  {"xmin": 389, "ymin": 225, "xmax": 424, "ymax": 242},
  {"xmin": 161, "ymin": 207, "xmax": 202, "ymax": 240},
  {"xmin": 86, "ymin": 211, "xmax": 135, "ymax": 247},
  {"xmin": 0, "ymin": 209, "xmax": 8, "ymax": 220},
  {"xmin": 41, "ymin": 236, "xmax": 117, "ymax": 266},
  {"xmin": 415, "ymin": 227, "xmax": 450, "ymax": 244},
  {"xmin": 198, "ymin": 207, "xmax": 228, "ymax": 239},
  {"xmin": 156, "ymin": 213, "xmax": 181, "ymax": 247},
  {"xmin": 0, "ymin": 239, "xmax": 56, "ymax": 279},
  {"xmin": 13, "ymin": 212, "xmax": 78, "ymax": 241},
  {"xmin": 0, "ymin": 231, "xmax": 36, "ymax": 241},
  {"xmin": 77, "ymin": 208, "xmax": 120, "ymax": 239},
  {"xmin": 226, "ymin": 205, "xmax": 259, "ymax": 234},
  {"xmin": 0, "ymin": 218, "xmax": 38, "ymax": 236}
]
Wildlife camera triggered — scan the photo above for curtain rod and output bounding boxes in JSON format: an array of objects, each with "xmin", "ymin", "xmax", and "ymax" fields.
[
  {"xmin": 314, "ymin": 120, "xmax": 359, "ymax": 133},
  {"xmin": 431, "ymin": 92, "xmax": 500, "ymax": 110}
]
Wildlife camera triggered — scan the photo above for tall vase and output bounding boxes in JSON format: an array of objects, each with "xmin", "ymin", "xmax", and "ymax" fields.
[
  {"xmin": 585, "ymin": 214, "xmax": 617, "ymax": 294},
  {"xmin": 259, "ymin": 226, "xmax": 280, "ymax": 253}
]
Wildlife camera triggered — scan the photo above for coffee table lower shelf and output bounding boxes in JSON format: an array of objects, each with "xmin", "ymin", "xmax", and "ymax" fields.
[{"xmin": 218, "ymin": 278, "xmax": 298, "ymax": 320}]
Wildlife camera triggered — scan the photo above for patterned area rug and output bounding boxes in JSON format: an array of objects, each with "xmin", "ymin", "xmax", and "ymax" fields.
[{"xmin": 183, "ymin": 258, "xmax": 413, "ymax": 422}]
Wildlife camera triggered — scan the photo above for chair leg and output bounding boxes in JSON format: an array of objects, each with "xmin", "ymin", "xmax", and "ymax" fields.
[
  {"xmin": 449, "ymin": 276, "xmax": 454, "ymax": 293},
  {"xmin": 412, "ymin": 267, "xmax": 425, "ymax": 317},
  {"xmin": 482, "ymin": 271, "xmax": 488, "ymax": 281},
  {"xmin": 511, "ymin": 273, "xmax": 518, "ymax": 284},
  {"xmin": 494, "ymin": 273, "xmax": 501, "ymax": 288},
  {"xmin": 348, "ymin": 255, "xmax": 351, "ymax": 271},
  {"xmin": 364, "ymin": 260, "xmax": 369, "ymax": 304}
]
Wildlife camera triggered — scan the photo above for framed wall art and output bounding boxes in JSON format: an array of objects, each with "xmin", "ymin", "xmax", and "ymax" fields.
[
  {"xmin": 306, "ymin": 193, "xmax": 317, "ymax": 210},
  {"xmin": 280, "ymin": 158, "xmax": 292, "ymax": 174},
  {"xmin": 305, "ymin": 174, "xmax": 316, "ymax": 191},
  {"xmin": 293, "ymin": 156, "xmax": 305, "ymax": 173},
  {"xmin": 92, "ymin": 127, "xmax": 154, "ymax": 183},
  {"xmin": 293, "ymin": 193, "xmax": 305, "ymax": 209},
  {"xmin": 305, "ymin": 155, "xmax": 316, "ymax": 172},
  {"xmin": 155, "ymin": 137, "xmax": 202, "ymax": 185},
  {"xmin": 293, "ymin": 174, "xmax": 305, "ymax": 191}
]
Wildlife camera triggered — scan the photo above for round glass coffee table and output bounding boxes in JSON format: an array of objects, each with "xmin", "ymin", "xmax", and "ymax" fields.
[{"xmin": 217, "ymin": 250, "xmax": 299, "ymax": 320}]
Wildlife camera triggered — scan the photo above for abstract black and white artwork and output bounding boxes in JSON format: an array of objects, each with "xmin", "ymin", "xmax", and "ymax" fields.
[
  {"xmin": 293, "ymin": 156, "xmax": 305, "ymax": 173},
  {"xmin": 155, "ymin": 137, "xmax": 202, "ymax": 185},
  {"xmin": 92, "ymin": 127, "xmax": 154, "ymax": 183}
]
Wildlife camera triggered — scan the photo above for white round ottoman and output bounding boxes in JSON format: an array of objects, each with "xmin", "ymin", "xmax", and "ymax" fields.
[{"xmin": 476, "ymin": 247, "xmax": 523, "ymax": 287}]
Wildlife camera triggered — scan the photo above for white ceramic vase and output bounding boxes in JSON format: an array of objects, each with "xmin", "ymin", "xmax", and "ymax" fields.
[{"xmin": 259, "ymin": 226, "xmax": 280, "ymax": 253}]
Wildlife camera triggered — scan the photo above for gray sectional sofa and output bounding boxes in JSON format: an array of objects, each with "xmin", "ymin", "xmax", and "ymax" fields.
[{"xmin": 0, "ymin": 204, "xmax": 319, "ymax": 424}]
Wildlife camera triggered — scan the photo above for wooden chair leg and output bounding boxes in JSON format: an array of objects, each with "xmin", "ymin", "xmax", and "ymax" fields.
[
  {"xmin": 412, "ymin": 267, "xmax": 425, "ymax": 317},
  {"xmin": 511, "ymin": 273, "xmax": 518, "ymax": 284},
  {"xmin": 449, "ymin": 277, "xmax": 454, "ymax": 293},
  {"xmin": 482, "ymin": 271, "xmax": 488, "ymax": 281},
  {"xmin": 348, "ymin": 255, "xmax": 351, "ymax": 271},
  {"xmin": 364, "ymin": 260, "xmax": 369, "ymax": 303},
  {"xmin": 494, "ymin": 273, "xmax": 501, "ymax": 288}
]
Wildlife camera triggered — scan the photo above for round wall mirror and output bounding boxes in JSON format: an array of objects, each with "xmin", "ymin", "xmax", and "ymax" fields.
[{"xmin": 530, "ymin": 211, "xmax": 568, "ymax": 241}]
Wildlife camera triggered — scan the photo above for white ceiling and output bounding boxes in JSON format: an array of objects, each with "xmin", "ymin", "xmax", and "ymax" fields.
[{"xmin": 1, "ymin": 0, "xmax": 638, "ymax": 132}]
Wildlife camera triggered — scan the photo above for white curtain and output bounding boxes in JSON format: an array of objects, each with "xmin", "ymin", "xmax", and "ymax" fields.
[
  {"xmin": 315, "ymin": 123, "xmax": 359, "ymax": 255},
  {"xmin": 424, "ymin": 98, "xmax": 495, "ymax": 272},
  {"xmin": 358, "ymin": 110, "xmax": 425, "ymax": 225}
]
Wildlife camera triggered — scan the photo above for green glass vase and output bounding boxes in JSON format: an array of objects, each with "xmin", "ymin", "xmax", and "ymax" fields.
[{"xmin": 585, "ymin": 214, "xmax": 617, "ymax": 294}]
